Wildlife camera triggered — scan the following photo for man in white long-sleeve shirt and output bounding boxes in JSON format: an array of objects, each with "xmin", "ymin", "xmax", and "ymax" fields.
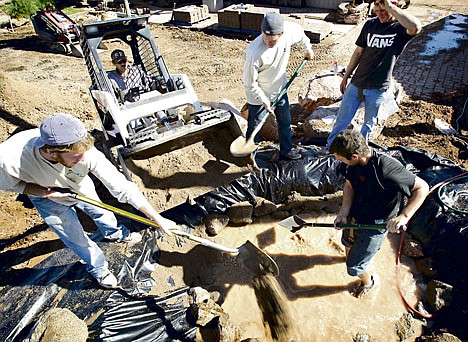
[
  {"xmin": 0, "ymin": 113, "xmax": 178, "ymax": 289},
  {"xmin": 244, "ymin": 12, "xmax": 313, "ymax": 160}
]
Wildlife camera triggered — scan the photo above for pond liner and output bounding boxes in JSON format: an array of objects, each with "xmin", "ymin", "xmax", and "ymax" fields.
[{"xmin": 0, "ymin": 145, "xmax": 466, "ymax": 341}]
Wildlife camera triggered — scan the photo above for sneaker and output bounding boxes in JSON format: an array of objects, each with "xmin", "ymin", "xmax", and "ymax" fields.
[
  {"xmin": 120, "ymin": 232, "xmax": 142, "ymax": 243},
  {"xmin": 96, "ymin": 272, "xmax": 118, "ymax": 289},
  {"xmin": 280, "ymin": 150, "xmax": 301, "ymax": 160}
]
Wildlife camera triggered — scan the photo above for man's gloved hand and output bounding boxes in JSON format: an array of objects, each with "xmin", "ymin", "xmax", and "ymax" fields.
[
  {"xmin": 121, "ymin": 87, "xmax": 141, "ymax": 103},
  {"xmin": 262, "ymin": 101, "xmax": 274, "ymax": 115},
  {"xmin": 155, "ymin": 216, "xmax": 177, "ymax": 236},
  {"xmin": 304, "ymin": 49, "xmax": 314, "ymax": 60}
]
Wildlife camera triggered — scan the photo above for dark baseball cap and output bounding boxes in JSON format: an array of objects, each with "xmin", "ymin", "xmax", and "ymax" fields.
[
  {"xmin": 36, "ymin": 113, "xmax": 87, "ymax": 148},
  {"xmin": 261, "ymin": 12, "xmax": 284, "ymax": 35},
  {"xmin": 111, "ymin": 49, "xmax": 127, "ymax": 62}
]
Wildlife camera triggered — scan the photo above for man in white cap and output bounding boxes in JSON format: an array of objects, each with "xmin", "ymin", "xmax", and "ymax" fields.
[
  {"xmin": 244, "ymin": 12, "xmax": 313, "ymax": 160},
  {"xmin": 0, "ymin": 113, "xmax": 178, "ymax": 288}
]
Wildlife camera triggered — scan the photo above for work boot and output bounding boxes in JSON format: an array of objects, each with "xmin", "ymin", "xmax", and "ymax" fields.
[
  {"xmin": 280, "ymin": 150, "xmax": 301, "ymax": 160},
  {"xmin": 96, "ymin": 271, "xmax": 118, "ymax": 289},
  {"xmin": 119, "ymin": 232, "xmax": 142, "ymax": 243}
]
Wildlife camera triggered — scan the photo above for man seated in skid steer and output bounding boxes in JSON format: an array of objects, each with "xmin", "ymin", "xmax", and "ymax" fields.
[
  {"xmin": 107, "ymin": 49, "xmax": 159, "ymax": 103},
  {"xmin": 107, "ymin": 49, "xmax": 165, "ymax": 133}
]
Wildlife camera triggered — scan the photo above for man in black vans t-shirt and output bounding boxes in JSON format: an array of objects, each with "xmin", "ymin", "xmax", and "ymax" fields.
[{"xmin": 327, "ymin": 0, "xmax": 422, "ymax": 149}]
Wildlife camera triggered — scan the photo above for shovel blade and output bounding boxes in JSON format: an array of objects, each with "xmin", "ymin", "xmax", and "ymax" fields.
[
  {"xmin": 277, "ymin": 215, "xmax": 309, "ymax": 232},
  {"xmin": 230, "ymin": 136, "xmax": 257, "ymax": 157},
  {"xmin": 236, "ymin": 240, "xmax": 279, "ymax": 277}
]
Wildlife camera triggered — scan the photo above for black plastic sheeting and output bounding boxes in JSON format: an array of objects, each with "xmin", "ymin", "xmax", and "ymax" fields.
[
  {"xmin": 1, "ymin": 144, "xmax": 467, "ymax": 341},
  {"xmin": 163, "ymin": 144, "xmax": 463, "ymax": 225},
  {"xmin": 0, "ymin": 230, "xmax": 197, "ymax": 342},
  {"xmin": 100, "ymin": 288, "xmax": 197, "ymax": 341}
]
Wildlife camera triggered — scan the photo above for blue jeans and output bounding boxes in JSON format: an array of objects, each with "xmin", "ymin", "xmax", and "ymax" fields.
[
  {"xmin": 341, "ymin": 227, "xmax": 387, "ymax": 276},
  {"xmin": 246, "ymin": 94, "xmax": 292, "ymax": 156},
  {"xmin": 29, "ymin": 196, "xmax": 129, "ymax": 279},
  {"xmin": 327, "ymin": 83, "xmax": 387, "ymax": 148}
]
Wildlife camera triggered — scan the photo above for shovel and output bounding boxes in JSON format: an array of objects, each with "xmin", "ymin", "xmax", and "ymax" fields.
[
  {"xmin": 230, "ymin": 59, "xmax": 307, "ymax": 157},
  {"xmin": 71, "ymin": 194, "xmax": 279, "ymax": 276},
  {"xmin": 278, "ymin": 215, "xmax": 389, "ymax": 233}
]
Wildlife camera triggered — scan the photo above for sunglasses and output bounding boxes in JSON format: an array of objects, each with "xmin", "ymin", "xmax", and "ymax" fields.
[{"xmin": 116, "ymin": 59, "xmax": 127, "ymax": 64}]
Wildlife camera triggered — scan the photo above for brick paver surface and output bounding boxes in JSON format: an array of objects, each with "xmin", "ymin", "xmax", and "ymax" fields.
[{"xmin": 394, "ymin": 14, "xmax": 468, "ymax": 101}]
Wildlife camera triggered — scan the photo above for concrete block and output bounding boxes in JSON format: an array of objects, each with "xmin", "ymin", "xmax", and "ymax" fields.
[
  {"xmin": 217, "ymin": 4, "xmax": 253, "ymax": 29},
  {"xmin": 240, "ymin": 6, "xmax": 279, "ymax": 32}
]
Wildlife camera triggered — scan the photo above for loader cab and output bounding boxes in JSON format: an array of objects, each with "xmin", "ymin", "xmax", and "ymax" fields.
[{"xmin": 80, "ymin": 15, "xmax": 235, "ymax": 162}]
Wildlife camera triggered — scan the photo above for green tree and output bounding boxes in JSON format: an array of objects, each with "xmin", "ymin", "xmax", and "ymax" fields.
[{"xmin": 6, "ymin": 0, "xmax": 55, "ymax": 19}]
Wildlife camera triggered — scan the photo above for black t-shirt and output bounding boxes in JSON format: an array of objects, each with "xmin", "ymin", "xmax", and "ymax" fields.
[
  {"xmin": 351, "ymin": 17, "xmax": 413, "ymax": 89},
  {"xmin": 341, "ymin": 151, "xmax": 416, "ymax": 223}
]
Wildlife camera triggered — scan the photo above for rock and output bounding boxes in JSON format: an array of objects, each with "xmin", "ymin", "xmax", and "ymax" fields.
[
  {"xmin": 271, "ymin": 210, "xmax": 291, "ymax": 220},
  {"xmin": 281, "ymin": 191, "xmax": 305, "ymax": 211},
  {"xmin": 226, "ymin": 201, "xmax": 253, "ymax": 225},
  {"xmin": 190, "ymin": 296, "xmax": 241, "ymax": 341},
  {"xmin": 0, "ymin": 14, "xmax": 12, "ymax": 28},
  {"xmin": 186, "ymin": 194, "xmax": 196, "ymax": 205},
  {"xmin": 353, "ymin": 332, "xmax": 373, "ymax": 342},
  {"xmin": 204, "ymin": 214, "xmax": 229, "ymax": 236},
  {"xmin": 302, "ymin": 102, "xmax": 340, "ymax": 138},
  {"xmin": 210, "ymin": 290, "xmax": 221, "ymax": 303},
  {"xmin": 216, "ymin": 313, "xmax": 241, "ymax": 341},
  {"xmin": 402, "ymin": 236, "xmax": 425, "ymax": 257},
  {"xmin": 395, "ymin": 312, "xmax": 415, "ymax": 341},
  {"xmin": 337, "ymin": 2, "xmax": 369, "ymax": 24},
  {"xmin": 426, "ymin": 279, "xmax": 454, "ymax": 311},
  {"xmin": 190, "ymin": 299, "xmax": 225, "ymax": 326},
  {"xmin": 189, "ymin": 286, "xmax": 211, "ymax": 304},
  {"xmin": 302, "ymin": 198, "xmax": 328, "ymax": 212},
  {"xmin": 420, "ymin": 332, "xmax": 462, "ymax": 342},
  {"xmin": 253, "ymin": 196, "xmax": 277, "ymax": 217},
  {"xmin": 303, "ymin": 96, "xmax": 393, "ymax": 141},
  {"xmin": 298, "ymin": 73, "xmax": 343, "ymax": 112},
  {"xmin": 29, "ymin": 308, "xmax": 88, "ymax": 342}
]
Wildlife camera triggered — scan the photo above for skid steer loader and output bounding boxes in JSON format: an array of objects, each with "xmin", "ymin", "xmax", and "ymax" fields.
[
  {"xmin": 80, "ymin": 15, "xmax": 243, "ymax": 177},
  {"xmin": 31, "ymin": 6, "xmax": 83, "ymax": 57}
]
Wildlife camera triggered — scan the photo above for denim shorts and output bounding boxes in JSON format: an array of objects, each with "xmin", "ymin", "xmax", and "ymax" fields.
[{"xmin": 342, "ymin": 227, "xmax": 388, "ymax": 276}]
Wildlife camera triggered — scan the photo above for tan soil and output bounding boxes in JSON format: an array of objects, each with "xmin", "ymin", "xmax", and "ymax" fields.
[{"xmin": 0, "ymin": 1, "xmax": 467, "ymax": 339}]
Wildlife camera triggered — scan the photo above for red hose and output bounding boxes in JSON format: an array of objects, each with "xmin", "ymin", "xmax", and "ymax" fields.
[{"xmin": 396, "ymin": 231, "xmax": 434, "ymax": 318}]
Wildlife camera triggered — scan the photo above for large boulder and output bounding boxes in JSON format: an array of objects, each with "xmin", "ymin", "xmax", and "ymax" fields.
[
  {"xmin": 298, "ymin": 73, "xmax": 343, "ymax": 112},
  {"xmin": 302, "ymin": 89, "xmax": 399, "ymax": 141},
  {"xmin": 29, "ymin": 308, "xmax": 88, "ymax": 342}
]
